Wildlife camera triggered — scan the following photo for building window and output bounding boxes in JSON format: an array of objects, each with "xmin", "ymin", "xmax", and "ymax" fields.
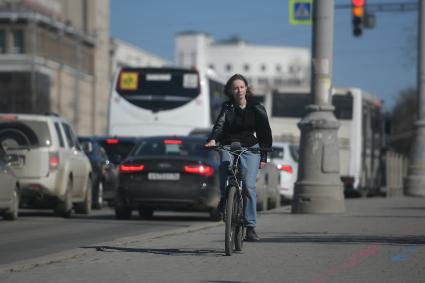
[
  {"xmin": 276, "ymin": 64, "xmax": 282, "ymax": 73},
  {"xmin": 260, "ymin": 64, "xmax": 266, "ymax": 72},
  {"xmin": 289, "ymin": 64, "xmax": 302, "ymax": 75},
  {"xmin": 274, "ymin": 77, "xmax": 284, "ymax": 86},
  {"xmin": 225, "ymin": 63, "xmax": 232, "ymax": 72},
  {"xmin": 258, "ymin": 77, "xmax": 268, "ymax": 85},
  {"xmin": 0, "ymin": 30, "xmax": 5, "ymax": 53},
  {"xmin": 243, "ymin": 64, "xmax": 250, "ymax": 72},
  {"xmin": 209, "ymin": 63, "xmax": 215, "ymax": 70},
  {"xmin": 11, "ymin": 30, "xmax": 24, "ymax": 54}
]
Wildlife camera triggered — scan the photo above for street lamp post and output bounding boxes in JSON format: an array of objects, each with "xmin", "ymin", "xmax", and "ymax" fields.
[
  {"xmin": 291, "ymin": 0, "xmax": 346, "ymax": 213},
  {"xmin": 405, "ymin": 0, "xmax": 425, "ymax": 196}
]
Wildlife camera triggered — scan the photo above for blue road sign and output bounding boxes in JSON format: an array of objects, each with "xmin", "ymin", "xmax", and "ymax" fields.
[{"xmin": 289, "ymin": 0, "xmax": 313, "ymax": 25}]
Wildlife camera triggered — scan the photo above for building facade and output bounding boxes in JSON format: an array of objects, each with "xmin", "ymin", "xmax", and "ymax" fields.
[
  {"xmin": 0, "ymin": 0, "xmax": 110, "ymax": 135},
  {"xmin": 110, "ymin": 38, "xmax": 171, "ymax": 76},
  {"xmin": 175, "ymin": 32, "xmax": 311, "ymax": 95}
]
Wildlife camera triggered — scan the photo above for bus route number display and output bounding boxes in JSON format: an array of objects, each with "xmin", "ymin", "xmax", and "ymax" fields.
[{"xmin": 120, "ymin": 72, "xmax": 139, "ymax": 90}]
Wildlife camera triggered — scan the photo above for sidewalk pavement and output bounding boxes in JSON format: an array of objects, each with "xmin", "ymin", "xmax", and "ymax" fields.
[{"xmin": 1, "ymin": 196, "xmax": 425, "ymax": 283}]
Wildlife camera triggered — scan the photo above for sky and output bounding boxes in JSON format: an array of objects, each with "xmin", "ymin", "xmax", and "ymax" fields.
[{"xmin": 110, "ymin": 0, "xmax": 417, "ymax": 111}]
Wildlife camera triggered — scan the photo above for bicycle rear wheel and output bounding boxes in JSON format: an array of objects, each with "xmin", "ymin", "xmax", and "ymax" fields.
[{"xmin": 225, "ymin": 186, "xmax": 237, "ymax": 256}]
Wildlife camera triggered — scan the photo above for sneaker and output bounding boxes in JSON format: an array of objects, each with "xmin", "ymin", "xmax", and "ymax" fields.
[{"xmin": 245, "ymin": 227, "xmax": 260, "ymax": 241}]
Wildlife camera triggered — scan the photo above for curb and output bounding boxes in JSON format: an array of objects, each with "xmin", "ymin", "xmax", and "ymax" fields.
[{"xmin": 0, "ymin": 205, "xmax": 289, "ymax": 275}]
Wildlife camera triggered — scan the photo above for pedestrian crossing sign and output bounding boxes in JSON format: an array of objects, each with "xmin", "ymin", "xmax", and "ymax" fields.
[{"xmin": 289, "ymin": 0, "xmax": 313, "ymax": 25}]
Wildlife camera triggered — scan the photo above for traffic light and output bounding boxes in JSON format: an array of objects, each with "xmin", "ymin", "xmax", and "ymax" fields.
[{"xmin": 352, "ymin": 0, "xmax": 365, "ymax": 37}]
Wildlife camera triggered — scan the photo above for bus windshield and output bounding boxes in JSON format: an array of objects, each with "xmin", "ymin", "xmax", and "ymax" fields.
[
  {"xmin": 271, "ymin": 92, "xmax": 353, "ymax": 120},
  {"xmin": 116, "ymin": 67, "xmax": 200, "ymax": 112}
]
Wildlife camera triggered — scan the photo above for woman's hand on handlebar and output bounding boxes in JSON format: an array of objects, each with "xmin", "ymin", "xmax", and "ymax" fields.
[{"xmin": 204, "ymin": 139, "xmax": 216, "ymax": 148}]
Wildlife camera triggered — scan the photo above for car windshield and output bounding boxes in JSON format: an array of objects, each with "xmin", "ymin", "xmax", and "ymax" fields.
[
  {"xmin": 270, "ymin": 146, "xmax": 284, "ymax": 159},
  {"xmin": 0, "ymin": 120, "xmax": 51, "ymax": 148},
  {"xmin": 270, "ymin": 144, "xmax": 299, "ymax": 162},
  {"xmin": 97, "ymin": 138, "xmax": 138, "ymax": 163},
  {"xmin": 131, "ymin": 139, "xmax": 209, "ymax": 158}
]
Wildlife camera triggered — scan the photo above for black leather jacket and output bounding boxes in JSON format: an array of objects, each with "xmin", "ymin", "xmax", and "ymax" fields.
[{"xmin": 208, "ymin": 99, "xmax": 273, "ymax": 162}]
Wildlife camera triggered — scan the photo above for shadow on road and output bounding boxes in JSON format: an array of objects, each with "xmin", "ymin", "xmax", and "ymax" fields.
[
  {"xmin": 258, "ymin": 233, "xmax": 425, "ymax": 245},
  {"xmin": 383, "ymin": 206, "xmax": 425, "ymax": 210},
  {"xmin": 351, "ymin": 215, "xmax": 425, "ymax": 219},
  {"xmin": 83, "ymin": 245, "xmax": 224, "ymax": 256},
  {"xmin": 17, "ymin": 209, "xmax": 214, "ymax": 222}
]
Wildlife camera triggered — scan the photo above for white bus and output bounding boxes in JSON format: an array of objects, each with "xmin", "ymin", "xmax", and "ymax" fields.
[
  {"xmin": 265, "ymin": 87, "xmax": 385, "ymax": 195},
  {"xmin": 108, "ymin": 67, "xmax": 226, "ymax": 136}
]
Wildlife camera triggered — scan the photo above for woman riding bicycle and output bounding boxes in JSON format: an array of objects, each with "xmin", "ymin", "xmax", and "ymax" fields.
[{"xmin": 205, "ymin": 73, "xmax": 272, "ymax": 241}]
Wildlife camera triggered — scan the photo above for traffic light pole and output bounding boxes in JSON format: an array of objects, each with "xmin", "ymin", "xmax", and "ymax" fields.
[
  {"xmin": 405, "ymin": 0, "xmax": 425, "ymax": 196},
  {"xmin": 292, "ymin": 0, "xmax": 345, "ymax": 213}
]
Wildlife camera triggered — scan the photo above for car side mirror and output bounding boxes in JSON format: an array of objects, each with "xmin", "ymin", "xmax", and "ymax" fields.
[{"xmin": 80, "ymin": 141, "xmax": 93, "ymax": 153}]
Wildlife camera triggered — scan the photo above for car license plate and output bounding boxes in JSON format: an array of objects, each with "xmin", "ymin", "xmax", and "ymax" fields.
[{"xmin": 147, "ymin": 172, "xmax": 180, "ymax": 181}]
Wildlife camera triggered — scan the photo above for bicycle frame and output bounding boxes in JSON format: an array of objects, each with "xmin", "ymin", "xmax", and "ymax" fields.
[{"xmin": 223, "ymin": 146, "xmax": 247, "ymax": 218}]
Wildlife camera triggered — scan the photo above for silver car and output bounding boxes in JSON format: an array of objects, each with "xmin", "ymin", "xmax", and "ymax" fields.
[
  {"xmin": 256, "ymin": 162, "xmax": 280, "ymax": 211},
  {"xmin": 0, "ymin": 145, "xmax": 20, "ymax": 220},
  {"xmin": 270, "ymin": 142, "xmax": 299, "ymax": 201}
]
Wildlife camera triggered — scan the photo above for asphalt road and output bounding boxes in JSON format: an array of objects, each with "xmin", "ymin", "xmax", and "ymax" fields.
[
  {"xmin": 1, "ymin": 197, "xmax": 425, "ymax": 283},
  {"xmin": 0, "ymin": 207, "xmax": 215, "ymax": 266}
]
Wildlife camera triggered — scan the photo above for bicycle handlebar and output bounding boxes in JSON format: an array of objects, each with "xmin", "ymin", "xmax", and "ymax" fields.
[{"xmin": 204, "ymin": 145, "xmax": 273, "ymax": 153}]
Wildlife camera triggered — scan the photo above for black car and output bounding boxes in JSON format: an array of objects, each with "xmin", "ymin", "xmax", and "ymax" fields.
[
  {"xmin": 115, "ymin": 136, "xmax": 221, "ymax": 220},
  {"xmin": 78, "ymin": 137, "xmax": 120, "ymax": 209}
]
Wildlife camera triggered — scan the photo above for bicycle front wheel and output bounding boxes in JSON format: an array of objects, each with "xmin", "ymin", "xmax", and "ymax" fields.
[
  {"xmin": 225, "ymin": 186, "xmax": 237, "ymax": 256},
  {"xmin": 234, "ymin": 194, "xmax": 244, "ymax": 252}
]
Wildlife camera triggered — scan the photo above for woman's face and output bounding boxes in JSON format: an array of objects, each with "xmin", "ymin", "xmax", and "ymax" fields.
[{"xmin": 230, "ymin": 79, "xmax": 247, "ymax": 101}]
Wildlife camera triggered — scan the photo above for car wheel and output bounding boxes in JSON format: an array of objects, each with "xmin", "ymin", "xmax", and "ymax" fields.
[
  {"xmin": 138, "ymin": 208, "xmax": 154, "ymax": 219},
  {"xmin": 92, "ymin": 179, "xmax": 104, "ymax": 210},
  {"xmin": 55, "ymin": 178, "xmax": 73, "ymax": 218},
  {"xmin": 4, "ymin": 184, "xmax": 20, "ymax": 221},
  {"xmin": 114, "ymin": 191, "xmax": 132, "ymax": 220},
  {"xmin": 209, "ymin": 208, "xmax": 221, "ymax": 221},
  {"xmin": 75, "ymin": 177, "xmax": 92, "ymax": 215}
]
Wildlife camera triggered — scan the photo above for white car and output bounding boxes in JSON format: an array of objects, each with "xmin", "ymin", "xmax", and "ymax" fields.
[
  {"xmin": 269, "ymin": 142, "xmax": 299, "ymax": 201},
  {"xmin": 0, "ymin": 113, "xmax": 92, "ymax": 217},
  {"xmin": 0, "ymin": 144, "xmax": 20, "ymax": 220}
]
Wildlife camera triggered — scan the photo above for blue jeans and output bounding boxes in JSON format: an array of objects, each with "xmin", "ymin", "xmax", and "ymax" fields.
[{"xmin": 219, "ymin": 145, "xmax": 260, "ymax": 227}]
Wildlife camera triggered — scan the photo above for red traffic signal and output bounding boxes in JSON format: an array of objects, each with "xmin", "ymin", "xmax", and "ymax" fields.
[{"xmin": 352, "ymin": 0, "xmax": 365, "ymax": 6}]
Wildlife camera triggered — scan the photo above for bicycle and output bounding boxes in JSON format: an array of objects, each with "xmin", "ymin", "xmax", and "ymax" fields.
[{"xmin": 207, "ymin": 142, "xmax": 271, "ymax": 256}]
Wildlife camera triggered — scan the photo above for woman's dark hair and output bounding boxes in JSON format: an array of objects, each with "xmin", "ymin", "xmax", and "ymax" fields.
[{"xmin": 224, "ymin": 73, "xmax": 254, "ymax": 98}]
